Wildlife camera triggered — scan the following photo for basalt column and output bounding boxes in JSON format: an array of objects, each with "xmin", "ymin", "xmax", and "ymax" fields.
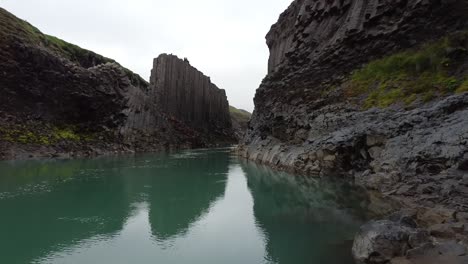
[{"xmin": 150, "ymin": 54, "xmax": 232, "ymax": 138}]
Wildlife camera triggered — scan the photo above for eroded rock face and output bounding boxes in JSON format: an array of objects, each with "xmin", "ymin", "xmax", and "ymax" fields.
[
  {"xmin": 245, "ymin": 0, "xmax": 468, "ymax": 159},
  {"xmin": 150, "ymin": 54, "xmax": 232, "ymax": 136},
  {"xmin": 120, "ymin": 54, "xmax": 235, "ymax": 150},
  {"xmin": 0, "ymin": 7, "xmax": 149, "ymax": 158},
  {"xmin": 353, "ymin": 210, "xmax": 468, "ymax": 264},
  {"xmin": 352, "ymin": 220, "xmax": 415, "ymax": 264},
  {"xmin": 240, "ymin": 0, "xmax": 468, "ymax": 210},
  {"xmin": 240, "ymin": 0, "xmax": 468, "ymax": 262},
  {"xmin": 0, "ymin": 8, "xmax": 234, "ymax": 159},
  {"xmin": 266, "ymin": 0, "xmax": 468, "ymax": 76},
  {"xmin": 0, "ymin": 35, "xmax": 140, "ymax": 130}
]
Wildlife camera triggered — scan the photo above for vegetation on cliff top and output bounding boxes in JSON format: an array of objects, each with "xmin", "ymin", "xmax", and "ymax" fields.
[
  {"xmin": 229, "ymin": 106, "xmax": 251, "ymax": 124},
  {"xmin": 347, "ymin": 32, "xmax": 468, "ymax": 108},
  {"xmin": 0, "ymin": 8, "xmax": 107, "ymax": 63},
  {"xmin": 0, "ymin": 7, "xmax": 147, "ymax": 88}
]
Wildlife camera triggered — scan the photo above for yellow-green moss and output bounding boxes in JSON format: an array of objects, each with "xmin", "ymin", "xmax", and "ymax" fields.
[
  {"xmin": 456, "ymin": 79, "xmax": 468, "ymax": 93},
  {"xmin": 348, "ymin": 32, "xmax": 468, "ymax": 108},
  {"xmin": 53, "ymin": 127, "xmax": 80, "ymax": 141},
  {"xmin": 229, "ymin": 106, "xmax": 251, "ymax": 123},
  {"xmin": 0, "ymin": 124, "xmax": 96, "ymax": 145},
  {"xmin": 404, "ymin": 93, "xmax": 418, "ymax": 106}
]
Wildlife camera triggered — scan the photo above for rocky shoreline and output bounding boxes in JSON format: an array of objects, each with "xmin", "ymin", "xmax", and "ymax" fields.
[
  {"xmin": 239, "ymin": 0, "xmax": 468, "ymax": 263},
  {"xmin": 238, "ymin": 92, "xmax": 468, "ymax": 263}
]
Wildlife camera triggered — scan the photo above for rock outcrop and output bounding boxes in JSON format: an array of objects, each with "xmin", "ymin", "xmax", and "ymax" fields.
[
  {"xmin": 229, "ymin": 106, "xmax": 251, "ymax": 140},
  {"xmin": 150, "ymin": 54, "xmax": 232, "ymax": 138},
  {"xmin": 265, "ymin": 0, "xmax": 468, "ymax": 80},
  {"xmin": 120, "ymin": 54, "xmax": 235, "ymax": 151},
  {"xmin": 239, "ymin": 0, "xmax": 468, "ymax": 263},
  {"xmin": 353, "ymin": 210, "xmax": 468, "ymax": 264},
  {"xmin": 0, "ymin": 8, "xmax": 234, "ymax": 160}
]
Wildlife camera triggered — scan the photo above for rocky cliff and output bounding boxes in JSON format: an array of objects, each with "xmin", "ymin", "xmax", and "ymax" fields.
[
  {"xmin": 120, "ymin": 54, "xmax": 235, "ymax": 151},
  {"xmin": 0, "ymin": 8, "xmax": 234, "ymax": 160},
  {"xmin": 150, "ymin": 54, "xmax": 232, "ymax": 138},
  {"xmin": 229, "ymin": 106, "xmax": 251, "ymax": 140},
  {"xmin": 239, "ymin": 0, "xmax": 468, "ymax": 263}
]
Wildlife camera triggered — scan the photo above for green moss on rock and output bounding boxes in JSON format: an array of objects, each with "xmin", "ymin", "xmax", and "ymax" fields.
[
  {"xmin": 456, "ymin": 79, "xmax": 468, "ymax": 93},
  {"xmin": 0, "ymin": 124, "xmax": 97, "ymax": 145},
  {"xmin": 347, "ymin": 32, "xmax": 468, "ymax": 108},
  {"xmin": 229, "ymin": 106, "xmax": 251, "ymax": 123},
  {"xmin": 0, "ymin": 7, "xmax": 147, "ymax": 88}
]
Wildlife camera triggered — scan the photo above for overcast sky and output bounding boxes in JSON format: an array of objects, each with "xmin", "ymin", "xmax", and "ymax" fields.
[{"xmin": 2, "ymin": 0, "xmax": 292, "ymax": 111}]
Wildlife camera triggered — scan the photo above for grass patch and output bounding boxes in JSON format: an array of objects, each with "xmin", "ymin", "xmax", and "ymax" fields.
[
  {"xmin": 53, "ymin": 127, "xmax": 81, "ymax": 141},
  {"xmin": 229, "ymin": 106, "xmax": 251, "ymax": 123},
  {"xmin": 348, "ymin": 32, "xmax": 468, "ymax": 108},
  {"xmin": 0, "ymin": 8, "xmax": 148, "ymax": 88},
  {"xmin": 42, "ymin": 35, "xmax": 103, "ymax": 65},
  {"xmin": 0, "ymin": 125, "xmax": 95, "ymax": 145},
  {"xmin": 456, "ymin": 79, "xmax": 468, "ymax": 93}
]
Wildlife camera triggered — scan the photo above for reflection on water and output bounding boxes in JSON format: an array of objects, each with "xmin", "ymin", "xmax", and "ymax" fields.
[
  {"xmin": 0, "ymin": 148, "xmax": 369, "ymax": 264},
  {"xmin": 147, "ymin": 152, "xmax": 229, "ymax": 240},
  {"xmin": 242, "ymin": 161, "xmax": 368, "ymax": 264}
]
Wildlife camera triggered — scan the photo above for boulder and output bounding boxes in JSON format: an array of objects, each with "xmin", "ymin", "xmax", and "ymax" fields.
[{"xmin": 352, "ymin": 220, "xmax": 412, "ymax": 264}]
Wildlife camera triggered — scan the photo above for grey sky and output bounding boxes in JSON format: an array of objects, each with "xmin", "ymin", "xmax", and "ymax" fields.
[{"xmin": 2, "ymin": 0, "xmax": 291, "ymax": 111}]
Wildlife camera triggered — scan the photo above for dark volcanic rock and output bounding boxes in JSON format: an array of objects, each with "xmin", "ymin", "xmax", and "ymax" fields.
[
  {"xmin": 239, "ymin": 0, "xmax": 468, "ymax": 262},
  {"xmin": 266, "ymin": 0, "xmax": 468, "ymax": 79},
  {"xmin": 352, "ymin": 220, "xmax": 414, "ymax": 264},
  {"xmin": 242, "ymin": 0, "xmax": 468, "ymax": 173},
  {"xmin": 0, "ymin": 10, "xmax": 144, "ymax": 129},
  {"xmin": 240, "ymin": 0, "xmax": 468, "ymax": 211},
  {"xmin": 150, "ymin": 54, "xmax": 233, "ymax": 139},
  {"xmin": 229, "ymin": 106, "xmax": 251, "ymax": 140},
  {"xmin": 0, "ymin": 8, "xmax": 234, "ymax": 159},
  {"xmin": 353, "ymin": 215, "xmax": 468, "ymax": 264}
]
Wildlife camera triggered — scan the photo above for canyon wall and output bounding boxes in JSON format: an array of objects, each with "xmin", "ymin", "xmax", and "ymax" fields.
[
  {"xmin": 241, "ymin": 0, "xmax": 468, "ymax": 194},
  {"xmin": 150, "ymin": 54, "xmax": 231, "ymax": 133},
  {"xmin": 266, "ymin": 0, "xmax": 468, "ymax": 78},
  {"xmin": 121, "ymin": 54, "xmax": 234, "ymax": 150},
  {"xmin": 239, "ymin": 0, "xmax": 468, "ymax": 263},
  {"xmin": 0, "ymin": 8, "xmax": 234, "ymax": 159}
]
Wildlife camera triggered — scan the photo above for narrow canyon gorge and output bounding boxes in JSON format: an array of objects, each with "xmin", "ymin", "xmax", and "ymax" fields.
[{"xmin": 1, "ymin": 1, "xmax": 468, "ymax": 263}]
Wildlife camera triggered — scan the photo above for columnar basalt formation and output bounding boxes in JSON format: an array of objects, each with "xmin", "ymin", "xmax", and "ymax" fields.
[
  {"xmin": 239, "ymin": 0, "xmax": 468, "ymax": 263},
  {"xmin": 266, "ymin": 0, "xmax": 468, "ymax": 77},
  {"xmin": 150, "ymin": 54, "xmax": 232, "ymax": 134},
  {"xmin": 122, "ymin": 54, "xmax": 234, "ymax": 149},
  {"xmin": 0, "ymin": 8, "xmax": 234, "ymax": 159}
]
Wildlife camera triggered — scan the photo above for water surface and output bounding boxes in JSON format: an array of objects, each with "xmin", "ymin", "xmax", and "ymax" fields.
[{"xmin": 0, "ymin": 148, "xmax": 370, "ymax": 264}]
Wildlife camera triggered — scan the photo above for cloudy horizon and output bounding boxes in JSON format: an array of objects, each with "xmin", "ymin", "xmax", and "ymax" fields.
[{"xmin": 1, "ymin": 0, "xmax": 292, "ymax": 112}]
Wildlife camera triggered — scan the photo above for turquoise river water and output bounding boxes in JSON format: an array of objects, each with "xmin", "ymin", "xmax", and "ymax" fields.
[{"xmin": 0, "ymin": 148, "xmax": 371, "ymax": 264}]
